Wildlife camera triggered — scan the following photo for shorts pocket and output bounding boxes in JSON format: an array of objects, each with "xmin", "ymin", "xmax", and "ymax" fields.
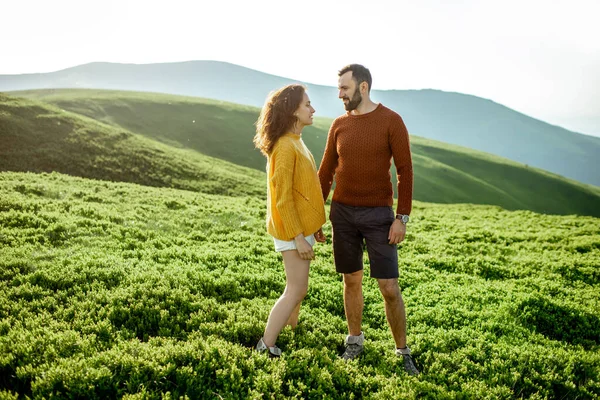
[
  {"xmin": 329, "ymin": 201, "xmax": 338, "ymax": 222},
  {"xmin": 375, "ymin": 206, "xmax": 395, "ymax": 225}
]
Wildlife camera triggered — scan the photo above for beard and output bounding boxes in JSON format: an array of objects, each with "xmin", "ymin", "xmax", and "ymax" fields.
[{"xmin": 343, "ymin": 89, "xmax": 362, "ymax": 111}]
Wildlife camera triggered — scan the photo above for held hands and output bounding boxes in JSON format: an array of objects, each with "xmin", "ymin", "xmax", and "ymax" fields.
[
  {"xmin": 388, "ymin": 219, "xmax": 406, "ymax": 245},
  {"xmin": 294, "ymin": 234, "xmax": 315, "ymax": 260},
  {"xmin": 314, "ymin": 228, "xmax": 326, "ymax": 243},
  {"xmin": 295, "ymin": 228, "xmax": 327, "ymax": 260}
]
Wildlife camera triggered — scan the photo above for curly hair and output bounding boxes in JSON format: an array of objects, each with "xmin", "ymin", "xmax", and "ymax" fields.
[{"xmin": 254, "ymin": 84, "xmax": 306, "ymax": 157}]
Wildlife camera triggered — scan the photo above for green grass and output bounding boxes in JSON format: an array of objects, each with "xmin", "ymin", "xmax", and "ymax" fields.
[
  {"xmin": 0, "ymin": 93, "xmax": 265, "ymax": 198},
  {"xmin": 1, "ymin": 171, "xmax": 599, "ymax": 399},
  {"xmin": 10, "ymin": 88, "xmax": 600, "ymax": 217},
  {"xmin": 411, "ymin": 138, "xmax": 600, "ymax": 216}
]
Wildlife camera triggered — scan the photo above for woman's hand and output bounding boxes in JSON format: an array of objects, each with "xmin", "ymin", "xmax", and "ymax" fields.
[{"xmin": 294, "ymin": 234, "xmax": 314, "ymax": 260}]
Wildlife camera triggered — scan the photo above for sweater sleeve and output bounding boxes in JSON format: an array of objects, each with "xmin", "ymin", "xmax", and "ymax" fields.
[
  {"xmin": 389, "ymin": 115, "xmax": 413, "ymax": 215},
  {"xmin": 270, "ymin": 142, "xmax": 304, "ymax": 239},
  {"xmin": 318, "ymin": 120, "xmax": 339, "ymax": 201}
]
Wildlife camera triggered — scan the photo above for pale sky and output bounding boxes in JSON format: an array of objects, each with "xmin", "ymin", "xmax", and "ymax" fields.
[{"xmin": 2, "ymin": 0, "xmax": 600, "ymax": 136}]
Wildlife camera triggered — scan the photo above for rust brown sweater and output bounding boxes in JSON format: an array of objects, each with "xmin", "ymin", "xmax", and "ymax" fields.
[{"xmin": 318, "ymin": 104, "xmax": 413, "ymax": 215}]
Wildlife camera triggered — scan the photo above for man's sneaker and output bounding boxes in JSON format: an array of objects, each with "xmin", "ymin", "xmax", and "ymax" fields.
[
  {"xmin": 396, "ymin": 346, "xmax": 419, "ymax": 375},
  {"xmin": 342, "ymin": 332, "xmax": 364, "ymax": 360},
  {"xmin": 256, "ymin": 337, "xmax": 282, "ymax": 358}
]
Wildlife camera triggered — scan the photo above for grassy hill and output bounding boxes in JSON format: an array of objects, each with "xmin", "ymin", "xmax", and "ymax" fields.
[
  {"xmin": 9, "ymin": 89, "xmax": 600, "ymax": 217},
  {"xmin": 2, "ymin": 60, "xmax": 599, "ymax": 186},
  {"xmin": 1, "ymin": 171, "xmax": 598, "ymax": 399},
  {"xmin": 0, "ymin": 93, "xmax": 264, "ymax": 198},
  {"xmin": 375, "ymin": 89, "xmax": 600, "ymax": 187}
]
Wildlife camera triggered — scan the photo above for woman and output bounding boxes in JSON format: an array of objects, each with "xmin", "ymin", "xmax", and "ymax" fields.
[{"xmin": 253, "ymin": 84, "xmax": 326, "ymax": 357}]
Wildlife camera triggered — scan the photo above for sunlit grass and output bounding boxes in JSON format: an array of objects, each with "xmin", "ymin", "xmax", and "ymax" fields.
[{"xmin": 1, "ymin": 171, "xmax": 598, "ymax": 399}]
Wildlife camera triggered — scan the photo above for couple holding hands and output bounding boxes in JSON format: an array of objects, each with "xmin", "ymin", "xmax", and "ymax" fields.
[{"xmin": 253, "ymin": 64, "xmax": 418, "ymax": 375}]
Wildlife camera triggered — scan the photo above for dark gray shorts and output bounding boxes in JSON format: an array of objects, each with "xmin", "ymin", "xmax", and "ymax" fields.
[{"xmin": 329, "ymin": 201, "xmax": 399, "ymax": 279}]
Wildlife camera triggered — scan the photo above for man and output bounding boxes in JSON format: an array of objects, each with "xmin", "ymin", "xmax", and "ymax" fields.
[{"xmin": 316, "ymin": 64, "xmax": 418, "ymax": 375}]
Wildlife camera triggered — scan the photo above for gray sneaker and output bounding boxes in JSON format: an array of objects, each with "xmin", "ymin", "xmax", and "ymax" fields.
[
  {"xmin": 342, "ymin": 332, "xmax": 365, "ymax": 360},
  {"xmin": 256, "ymin": 338, "xmax": 282, "ymax": 358},
  {"xmin": 396, "ymin": 346, "xmax": 419, "ymax": 375}
]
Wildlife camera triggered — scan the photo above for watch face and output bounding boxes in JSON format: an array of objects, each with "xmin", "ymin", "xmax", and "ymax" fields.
[{"xmin": 397, "ymin": 214, "xmax": 409, "ymax": 223}]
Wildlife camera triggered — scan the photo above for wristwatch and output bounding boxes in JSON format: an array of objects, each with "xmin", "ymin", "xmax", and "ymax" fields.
[{"xmin": 396, "ymin": 214, "xmax": 410, "ymax": 224}]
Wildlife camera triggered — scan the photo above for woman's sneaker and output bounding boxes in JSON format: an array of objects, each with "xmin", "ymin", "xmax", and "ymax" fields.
[
  {"xmin": 256, "ymin": 338, "xmax": 282, "ymax": 358},
  {"xmin": 395, "ymin": 346, "xmax": 420, "ymax": 375},
  {"xmin": 342, "ymin": 332, "xmax": 364, "ymax": 360}
]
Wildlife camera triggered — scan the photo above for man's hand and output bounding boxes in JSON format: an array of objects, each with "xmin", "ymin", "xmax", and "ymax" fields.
[
  {"xmin": 294, "ymin": 234, "xmax": 315, "ymax": 260},
  {"xmin": 388, "ymin": 219, "xmax": 406, "ymax": 245},
  {"xmin": 314, "ymin": 228, "xmax": 327, "ymax": 243}
]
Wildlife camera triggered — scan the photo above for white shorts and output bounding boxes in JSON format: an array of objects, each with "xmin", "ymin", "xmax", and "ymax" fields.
[{"xmin": 273, "ymin": 234, "xmax": 315, "ymax": 252}]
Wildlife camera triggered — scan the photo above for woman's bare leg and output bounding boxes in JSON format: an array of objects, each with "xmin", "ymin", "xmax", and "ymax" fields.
[{"xmin": 262, "ymin": 250, "xmax": 310, "ymax": 346}]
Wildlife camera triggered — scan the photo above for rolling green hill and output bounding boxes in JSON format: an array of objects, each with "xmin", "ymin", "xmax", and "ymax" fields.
[
  {"xmin": 2, "ymin": 60, "xmax": 598, "ymax": 186},
  {"xmin": 9, "ymin": 89, "xmax": 600, "ymax": 217},
  {"xmin": 0, "ymin": 93, "xmax": 265, "ymax": 198},
  {"xmin": 1, "ymin": 171, "xmax": 598, "ymax": 398}
]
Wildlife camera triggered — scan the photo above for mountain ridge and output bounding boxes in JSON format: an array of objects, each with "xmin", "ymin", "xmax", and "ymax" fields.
[
  {"xmin": 2, "ymin": 60, "xmax": 598, "ymax": 186},
  {"xmin": 4, "ymin": 89, "xmax": 599, "ymax": 217}
]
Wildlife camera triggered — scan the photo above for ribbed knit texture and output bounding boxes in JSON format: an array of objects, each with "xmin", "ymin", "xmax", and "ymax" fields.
[
  {"xmin": 318, "ymin": 104, "xmax": 413, "ymax": 215},
  {"xmin": 266, "ymin": 133, "xmax": 326, "ymax": 240}
]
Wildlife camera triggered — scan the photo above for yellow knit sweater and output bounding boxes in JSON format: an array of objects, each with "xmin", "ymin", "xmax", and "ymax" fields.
[{"xmin": 266, "ymin": 133, "xmax": 326, "ymax": 240}]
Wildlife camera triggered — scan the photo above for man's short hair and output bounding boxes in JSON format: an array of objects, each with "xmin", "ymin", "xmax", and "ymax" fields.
[{"xmin": 338, "ymin": 64, "xmax": 372, "ymax": 92}]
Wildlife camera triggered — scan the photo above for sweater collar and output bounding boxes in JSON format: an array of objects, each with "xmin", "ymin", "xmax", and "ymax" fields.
[
  {"xmin": 284, "ymin": 132, "xmax": 302, "ymax": 139},
  {"xmin": 347, "ymin": 103, "xmax": 382, "ymax": 118}
]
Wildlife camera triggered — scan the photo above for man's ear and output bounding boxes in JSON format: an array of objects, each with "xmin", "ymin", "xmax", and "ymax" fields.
[{"xmin": 360, "ymin": 81, "xmax": 369, "ymax": 94}]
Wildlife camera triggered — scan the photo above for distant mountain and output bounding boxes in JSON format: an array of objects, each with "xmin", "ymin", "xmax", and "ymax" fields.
[
  {"xmin": 7, "ymin": 89, "xmax": 600, "ymax": 217},
  {"xmin": 553, "ymin": 115, "xmax": 600, "ymax": 138},
  {"xmin": 1, "ymin": 61, "xmax": 599, "ymax": 186}
]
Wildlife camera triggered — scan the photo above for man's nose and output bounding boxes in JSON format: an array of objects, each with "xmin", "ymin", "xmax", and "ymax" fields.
[{"xmin": 338, "ymin": 90, "xmax": 344, "ymax": 98}]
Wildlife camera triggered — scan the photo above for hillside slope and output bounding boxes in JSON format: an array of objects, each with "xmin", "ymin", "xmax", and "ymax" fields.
[
  {"xmin": 9, "ymin": 89, "xmax": 600, "ymax": 217},
  {"xmin": 2, "ymin": 60, "xmax": 599, "ymax": 186},
  {"xmin": 0, "ymin": 93, "xmax": 265, "ymax": 198}
]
